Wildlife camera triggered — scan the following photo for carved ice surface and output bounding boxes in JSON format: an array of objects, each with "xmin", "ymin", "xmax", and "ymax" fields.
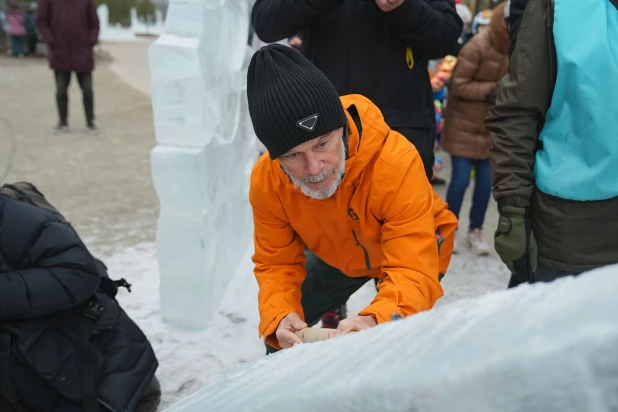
[
  {"xmin": 163, "ymin": 265, "xmax": 618, "ymax": 411},
  {"xmin": 149, "ymin": 0, "xmax": 258, "ymax": 330}
]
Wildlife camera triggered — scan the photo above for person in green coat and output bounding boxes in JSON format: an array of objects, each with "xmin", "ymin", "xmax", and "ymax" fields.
[{"xmin": 486, "ymin": 0, "xmax": 618, "ymax": 287}]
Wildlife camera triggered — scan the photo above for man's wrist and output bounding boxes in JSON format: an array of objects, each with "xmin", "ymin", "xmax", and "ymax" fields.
[{"xmin": 363, "ymin": 314, "xmax": 378, "ymax": 326}]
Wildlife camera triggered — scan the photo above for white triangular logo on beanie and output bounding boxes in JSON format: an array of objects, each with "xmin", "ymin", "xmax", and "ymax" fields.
[{"xmin": 296, "ymin": 113, "xmax": 319, "ymax": 132}]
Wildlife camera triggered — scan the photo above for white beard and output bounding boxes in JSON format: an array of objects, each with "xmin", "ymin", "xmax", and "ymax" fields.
[{"xmin": 283, "ymin": 140, "xmax": 346, "ymax": 200}]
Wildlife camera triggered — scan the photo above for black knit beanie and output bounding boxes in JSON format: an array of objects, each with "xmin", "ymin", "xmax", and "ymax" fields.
[{"xmin": 247, "ymin": 44, "xmax": 348, "ymax": 159}]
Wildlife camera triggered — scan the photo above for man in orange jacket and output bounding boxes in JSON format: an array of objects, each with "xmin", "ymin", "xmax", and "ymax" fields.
[{"xmin": 247, "ymin": 45, "xmax": 457, "ymax": 352}]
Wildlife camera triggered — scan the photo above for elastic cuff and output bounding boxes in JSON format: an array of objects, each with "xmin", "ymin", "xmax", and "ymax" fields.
[
  {"xmin": 359, "ymin": 302, "xmax": 402, "ymax": 323},
  {"xmin": 497, "ymin": 195, "xmax": 530, "ymax": 209},
  {"xmin": 500, "ymin": 205, "xmax": 529, "ymax": 218},
  {"xmin": 259, "ymin": 310, "xmax": 295, "ymax": 341}
]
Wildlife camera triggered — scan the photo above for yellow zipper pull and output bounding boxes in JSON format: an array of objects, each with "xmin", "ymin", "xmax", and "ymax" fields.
[{"xmin": 406, "ymin": 46, "xmax": 414, "ymax": 70}]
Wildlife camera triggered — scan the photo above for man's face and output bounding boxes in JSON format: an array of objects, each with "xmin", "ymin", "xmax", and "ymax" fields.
[{"xmin": 279, "ymin": 127, "xmax": 346, "ymax": 200}]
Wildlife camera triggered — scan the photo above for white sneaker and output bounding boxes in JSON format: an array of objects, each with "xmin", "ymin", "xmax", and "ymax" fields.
[
  {"xmin": 87, "ymin": 123, "xmax": 99, "ymax": 136},
  {"xmin": 465, "ymin": 229, "xmax": 490, "ymax": 256},
  {"xmin": 52, "ymin": 124, "xmax": 69, "ymax": 135}
]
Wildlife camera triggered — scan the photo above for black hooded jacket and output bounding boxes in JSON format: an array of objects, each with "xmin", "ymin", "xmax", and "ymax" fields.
[
  {"xmin": 252, "ymin": 0, "xmax": 462, "ymax": 178},
  {"xmin": 0, "ymin": 196, "xmax": 157, "ymax": 412}
]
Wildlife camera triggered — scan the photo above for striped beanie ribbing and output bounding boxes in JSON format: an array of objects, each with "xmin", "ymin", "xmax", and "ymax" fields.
[{"xmin": 247, "ymin": 44, "xmax": 347, "ymax": 159}]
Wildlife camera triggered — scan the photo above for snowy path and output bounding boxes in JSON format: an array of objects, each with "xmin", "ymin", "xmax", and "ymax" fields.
[{"xmin": 100, "ymin": 243, "xmax": 510, "ymax": 409}]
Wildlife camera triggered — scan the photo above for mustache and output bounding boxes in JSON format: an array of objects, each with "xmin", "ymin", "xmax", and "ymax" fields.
[{"xmin": 301, "ymin": 170, "xmax": 333, "ymax": 183}]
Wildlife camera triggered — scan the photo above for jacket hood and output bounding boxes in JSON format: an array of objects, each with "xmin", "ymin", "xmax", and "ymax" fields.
[
  {"xmin": 489, "ymin": 2, "xmax": 510, "ymax": 55},
  {"xmin": 340, "ymin": 95, "xmax": 388, "ymax": 188}
]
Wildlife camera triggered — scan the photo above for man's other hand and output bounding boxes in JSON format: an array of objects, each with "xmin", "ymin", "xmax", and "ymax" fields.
[
  {"xmin": 276, "ymin": 313, "xmax": 308, "ymax": 349},
  {"xmin": 375, "ymin": 0, "xmax": 405, "ymax": 12},
  {"xmin": 328, "ymin": 315, "xmax": 377, "ymax": 339}
]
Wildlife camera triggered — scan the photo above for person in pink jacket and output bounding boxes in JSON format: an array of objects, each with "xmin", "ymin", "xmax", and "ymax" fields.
[{"xmin": 6, "ymin": 0, "xmax": 25, "ymax": 57}]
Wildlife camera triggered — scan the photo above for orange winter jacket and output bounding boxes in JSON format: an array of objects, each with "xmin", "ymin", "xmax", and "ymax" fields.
[{"xmin": 250, "ymin": 94, "xmax": 457, "ymax": 349}]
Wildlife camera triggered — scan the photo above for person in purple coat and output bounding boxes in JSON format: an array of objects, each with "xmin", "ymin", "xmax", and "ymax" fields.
[
  {"xmin": 36, "ymin": 0, "xmax": 100, "ymax": 135},
  {"xmin": 6, "ymin": 0, "xmax": 26, "ymax": 58}
]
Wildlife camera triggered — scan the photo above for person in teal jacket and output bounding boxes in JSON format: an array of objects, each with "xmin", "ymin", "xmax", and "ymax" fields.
[{"xmin": 486, "ymin": 0, "xmax": 618, "ymax": 287}]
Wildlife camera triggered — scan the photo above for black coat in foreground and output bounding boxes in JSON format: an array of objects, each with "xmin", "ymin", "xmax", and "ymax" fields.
[{"xmin": 0, "ymin": 195, "xmax": 158, "ymax": 412}]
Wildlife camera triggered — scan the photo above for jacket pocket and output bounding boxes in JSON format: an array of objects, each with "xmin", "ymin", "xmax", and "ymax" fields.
[
  {"xmin": 14, "ymin": 318, "xmax": 80, "ymax": 402},
  {"xmin": 14, "ymin": 315, "xmax": 104, "ymax": 403}
]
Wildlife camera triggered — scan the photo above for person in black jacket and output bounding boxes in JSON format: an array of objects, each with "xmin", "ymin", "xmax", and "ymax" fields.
[
  {"xmin": 251, "ymin": 0, "xmax": 462, "ymax": 181},
  {"xmin": 0, "ymin": 195, "xmax": 160, "ymax": 412}
]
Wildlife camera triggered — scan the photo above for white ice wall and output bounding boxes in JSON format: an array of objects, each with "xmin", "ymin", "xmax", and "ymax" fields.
[
  {"xmin": 164, "ymin": 265, "xmax": 618, "ymax": 411},
  {"xmin": 149, "ymin": 0, "xmax": 258, "ymax": 330}
]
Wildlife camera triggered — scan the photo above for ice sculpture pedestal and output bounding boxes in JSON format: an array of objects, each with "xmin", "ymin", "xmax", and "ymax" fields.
[
  {"xmin": 163, "ymin": 265, "xmax": 618, "ymax": 411},
  {"xmin": 149, "ymin": 0, "xmax": 258, "ymax": 330}
]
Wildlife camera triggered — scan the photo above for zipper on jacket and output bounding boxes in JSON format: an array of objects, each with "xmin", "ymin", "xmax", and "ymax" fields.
[
  {"xmin": 352, "ymin": 229, "xmax": 371, "ymax": 270},
  {"xmin": 547, "ymin": 0, "xmax": 557, "ymax": 103}
]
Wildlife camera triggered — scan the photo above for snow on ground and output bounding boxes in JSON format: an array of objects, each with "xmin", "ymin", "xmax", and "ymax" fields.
[{"xmin": 96, "ymin": 242, "xmax": 510, "ymax": 409}]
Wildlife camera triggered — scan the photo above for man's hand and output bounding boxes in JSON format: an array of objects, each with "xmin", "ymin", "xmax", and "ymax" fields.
[
  {"xmin": 495, "ymin": 206, "xmax": 537, "ymax": 283},
  {"xmin": 327, "ymin": 315, "xmax": 377, "ymax": 339},
  {"xmin": 375, "ymin": 0, "xmax": 405, "ymax": 12},
  {"xmin": 276, "ymin": 313, "xmax": 308, "ymax": 349}
]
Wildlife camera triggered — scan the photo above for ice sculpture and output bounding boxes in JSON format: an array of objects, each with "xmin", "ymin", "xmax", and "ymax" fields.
[
  {"xmin": 164, "ymin": 265, "xmax": 618, "ymax": 411},
  {"xmin": 149, "ymin": 0, "xmax": 258, "ymax": 330},
  {"xmin": 97, "ymin": 4, "xmax": 109, "ymax": 39}
]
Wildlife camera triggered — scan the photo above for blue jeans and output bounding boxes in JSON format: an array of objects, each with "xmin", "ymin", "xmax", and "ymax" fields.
[
  {"xmin": 10, "ymin": 35, "xmax": 25, "ymax": 56},
  {"xmin": 446, "ymin": 155, "xmax": 491, "ymax": 230}
]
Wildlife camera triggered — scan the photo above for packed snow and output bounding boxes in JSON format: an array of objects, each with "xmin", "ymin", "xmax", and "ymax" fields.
[
  {"xmin": 97, "ymin": 242, "xmax": 510, "ymax": 409},
  {"xmin": 162, "ymin": 264, "xmax": 618, "ymax": 412}
]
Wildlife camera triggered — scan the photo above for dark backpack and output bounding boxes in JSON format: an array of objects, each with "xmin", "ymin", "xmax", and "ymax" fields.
[{"xmin": 0, "ymin": 182, "xmax": 132, "ymax": 412}]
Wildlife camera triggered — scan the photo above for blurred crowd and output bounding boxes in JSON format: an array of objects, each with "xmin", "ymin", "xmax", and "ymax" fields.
[{"xmin": 1, "ymin": 0, "xmax": 39, "ymax": 57}]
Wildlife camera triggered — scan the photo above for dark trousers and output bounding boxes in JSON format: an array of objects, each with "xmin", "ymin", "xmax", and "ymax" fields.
[
  {"xmin": 9, "ymin": 36, "xmax": 25, "ymax": 56},
  {"xmin": 266, "ymin": 251, "xmax": 372, "ymax": 354},
  {"xmin": 55, "ymin": 71, "xmax": 95, "ymax": 126},
  {"xmin": 507, "ymin": 264, "xmax": 582, "ymax": 288},
  {"xmin": 26, "ymin": 36, "xmax": 37, "ymax": 55},
  {"xmin": 393, "ymin": 127, "xmax": 435, "ymax": 181}
]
